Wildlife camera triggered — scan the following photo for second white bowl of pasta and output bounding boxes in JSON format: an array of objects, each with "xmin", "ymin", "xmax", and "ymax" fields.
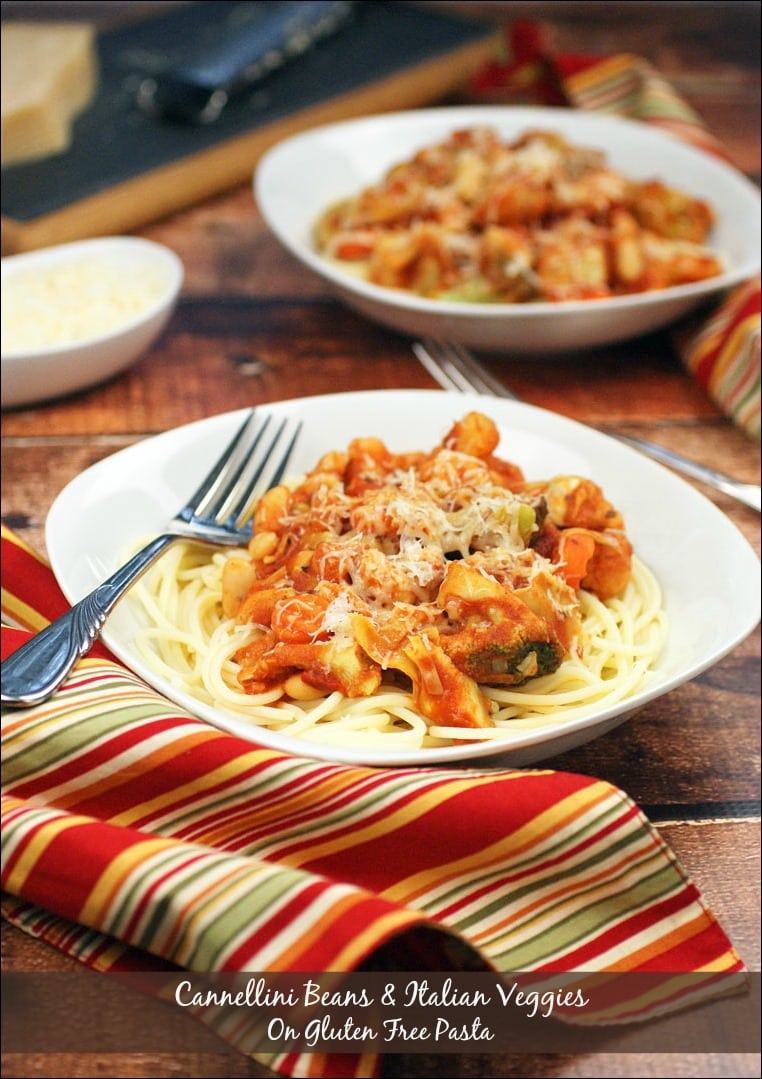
[{"xmin": 254, "ymin": 107, "xmax": 760, "ymax": 354}]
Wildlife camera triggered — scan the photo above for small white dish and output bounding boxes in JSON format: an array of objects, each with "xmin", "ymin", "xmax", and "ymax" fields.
[
  {"xmin": 254, "ymin": 106, "xmax": 761, "ymax": 354},
  {"xmin": 46, "ymin": 389, "xmax": 761, "ymax": 768},
  {"xmin": 1, "ymin": 236, "xmax": 184, "ymax": 409}
]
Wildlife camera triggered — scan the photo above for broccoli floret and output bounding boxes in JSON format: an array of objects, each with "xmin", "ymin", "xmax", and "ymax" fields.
[{"xmin": 441, "ymin": 623, "xmax": 564, "ymax": 686}]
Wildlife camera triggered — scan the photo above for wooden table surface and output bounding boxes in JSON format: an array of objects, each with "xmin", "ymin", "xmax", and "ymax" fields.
[{"xmin": 2, "ymin": 3, "xmax": 760, "ymax": 1077}]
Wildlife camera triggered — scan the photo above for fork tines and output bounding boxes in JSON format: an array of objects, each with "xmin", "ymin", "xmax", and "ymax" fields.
[
  {"xmin": 413, "ymin": 339, "xmax": 516, "ymax": 400},
  {"xmin": 192, "ymin": 410, "xmax": 302, "ymax": 529},
  {"xmin": 222, "ymin": 412, "xmax": 302, "ymax": 528}
]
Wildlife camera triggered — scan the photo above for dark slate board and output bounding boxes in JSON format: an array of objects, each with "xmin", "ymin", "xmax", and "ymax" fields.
[{"xmin": 1, "ymin": 1, "xmax": 499, "ymax": 251}]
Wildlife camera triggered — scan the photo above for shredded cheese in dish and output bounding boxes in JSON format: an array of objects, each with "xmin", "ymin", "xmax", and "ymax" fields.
[
  {"xmin": 313, "ymin": 126, "xmax": 723, "ymax": 303},
  {"xmin": 130, "ymin": 412, "xmax": 667, "ymax": 751},
  {"xmin": 1, "ymin": 257, "xmax": 171, "ymax": 353}
]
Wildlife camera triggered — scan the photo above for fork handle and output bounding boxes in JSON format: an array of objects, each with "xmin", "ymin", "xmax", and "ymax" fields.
[
  {"xmin": 1, "ymin": 534, "xmax": 175, "ymax": 708},
  {"xmin": 611, "ymin": 434, "xmax": 762, "ymax": 512}
]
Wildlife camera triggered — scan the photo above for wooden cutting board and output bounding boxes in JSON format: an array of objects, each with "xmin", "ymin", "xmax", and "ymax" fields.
[{"xmin": 1, "ymin": 1, "xmax": 500, "ymax": 254}]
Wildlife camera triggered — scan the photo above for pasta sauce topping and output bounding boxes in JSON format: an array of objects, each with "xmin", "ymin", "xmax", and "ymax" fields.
[
  {"xmin": 313, "ymin": 127, "xmax": 722, "ymax": 303},
  {"xmin": 220, "ymin": 412, "xmax": 635, "ymax": 732}
]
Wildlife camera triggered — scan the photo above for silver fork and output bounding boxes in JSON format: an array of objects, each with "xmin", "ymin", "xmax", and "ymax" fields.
[
  {"xmin": 414, "ymin": 338, "xmax": 761, "ymax": 514},
  {"xmin": 1, "ymin": 409, "xmax": 302, "ymax": 707}
]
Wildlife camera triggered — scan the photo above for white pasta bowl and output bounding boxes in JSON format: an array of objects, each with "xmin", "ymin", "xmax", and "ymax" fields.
[
  {"xmin": 46, "ymin": 389, "xmax": 761, "ymax": 768},
  {"xmin": 254, "ymin": 106, "xmax": 761, "ymax": 354},
  {"xmin": 1, "ymin": 236, "xmax": 184, "ymax": 409}
]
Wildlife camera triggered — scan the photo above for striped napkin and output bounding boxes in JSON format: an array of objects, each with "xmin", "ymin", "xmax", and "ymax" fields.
[
  {"xmin": 0, "ymin": 523, "xmax": 749, "ymax": 1076},
  {"xmin": 469, "ymin": 20, "xmax": 761, "ymax": 441}
]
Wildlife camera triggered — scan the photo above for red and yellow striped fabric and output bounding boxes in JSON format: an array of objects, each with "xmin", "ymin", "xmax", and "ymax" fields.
[
  {"xmin": 679, "ymin": 276, "xmax": 761, "ymax": 440},
  {"xmin": 0, "ymin": 525, "xmax": 746, "ymax": 1076},
  {"xmin": 469, "ymin": 21, "xmax": 761, "ymax": 441}
]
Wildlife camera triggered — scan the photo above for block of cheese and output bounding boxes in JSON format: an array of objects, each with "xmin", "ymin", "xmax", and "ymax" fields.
[{"xmin": 1, "ymin": 21, "xmax": 98, "ymax": 167}]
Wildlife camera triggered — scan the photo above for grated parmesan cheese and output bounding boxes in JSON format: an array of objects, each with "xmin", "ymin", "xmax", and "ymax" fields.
[
  {"xmin": 318, "ymin": 592, "xmax": 355, "ymax": 645},
  {"xmin": 1, "ymin": 255, "xmax": 172, "ymax": 353}
]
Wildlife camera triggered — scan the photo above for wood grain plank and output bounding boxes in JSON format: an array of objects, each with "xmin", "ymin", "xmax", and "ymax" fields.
[{"xmin": 1, "ymin": 291, "xmax": 750, "ymax": 437}]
